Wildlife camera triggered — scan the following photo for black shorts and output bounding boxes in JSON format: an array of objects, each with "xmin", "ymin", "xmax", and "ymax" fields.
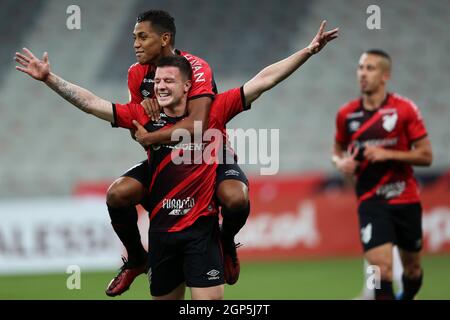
[
  {"xmin": 358, "ymin": 201, "xmax": 423, "ymax": 252},
  {"xmin": 121, "ymin": 159, "xmax": 151, "ymax": 189},
  {"xmin": 147, "ymin": 216, "xmax": 224, "ymax": 297},
  {"xmin": 216, "ymin": 161, "xmax": 249, "ymax": 187},
  {"xmin": 121, "ymin": 154, "xmax": 249, "ymax": 190}
]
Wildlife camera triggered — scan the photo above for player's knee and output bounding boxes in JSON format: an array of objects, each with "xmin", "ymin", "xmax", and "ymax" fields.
[
  {"xmin": 106, "ymin": 178, "xmax": 141, "ymax": 207},
  {"xmin": 218, "ymin": 185, "xmax": 249, "ymax": 213},
  {"xmin": 367, "ymin": 258, "xmax": 393, "ymax": 281},
  {"xmin": 192, "ymin": 287, "xmax": 224, "ymax": 300},
  {"xmin": 225, "ymin": 194, "xmax": 249, "ymax": 213},
  {"xmin": 208, "ymin": 291, "xmax": 224, "ymax": 300}
]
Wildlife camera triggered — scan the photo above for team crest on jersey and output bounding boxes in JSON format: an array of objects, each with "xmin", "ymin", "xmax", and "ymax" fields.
[
  {"xmin": 361, "ymin": 223, "xmax": 372, "ymax": 244},
  {"xmin": 382, "ymin": 112, "xmax": 398, "ymax": 132}
]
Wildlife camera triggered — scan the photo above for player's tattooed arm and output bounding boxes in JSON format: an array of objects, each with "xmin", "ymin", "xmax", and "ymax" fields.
[
  {"xmin": 45, "ymin": 73, "xmax": 113, "ymax": 122},
  {"xmin": 15, "ymin": 48, "xmax": 113, "ymax": 122},
  {"xmin": 243, "ymin": 20, "xmax": 338, "ymax": 104}
]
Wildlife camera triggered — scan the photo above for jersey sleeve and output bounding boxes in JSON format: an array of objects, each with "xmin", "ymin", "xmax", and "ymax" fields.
[
  {"xmin": 111, "ymin": 102, "xmax": 148, "ymax": 129},
  {"xmin": 211, "ymin": 87, "xmax": 251, "ymax": 128},
  {"xmin": 184, "ymin": 54, "xmax": 216, "ymax": 101},
  {"xmin": 128, "ymin": 64, "xmax": 143, "ymax": 104},
  {"xmin": 404, "ymin": 101, "xmax": 427, "ymax": 142},
  {"xmin": 335, "ymin": 108, "xmax": 349, "ymax": 146}
]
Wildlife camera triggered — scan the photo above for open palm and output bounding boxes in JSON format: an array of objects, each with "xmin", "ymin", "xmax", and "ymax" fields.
[{"xmin": 15, "ymin": 48, "xmax": 50, "ymax": 81}]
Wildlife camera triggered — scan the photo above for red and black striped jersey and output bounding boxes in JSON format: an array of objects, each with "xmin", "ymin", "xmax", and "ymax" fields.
[
  {"xmin": 112, "ymin": 87, "xmax": 250, "ymax": 232},
  {"xmin": 335, "ymin": 93, "xmax": 428, "ymax": 204},
  {"xmin": 126, "ymin": 49, "xmax": 239, "ymax": 161},
  {"xmin": 127, "ymin": 49, "xmax": 217, "ymax": 103}
]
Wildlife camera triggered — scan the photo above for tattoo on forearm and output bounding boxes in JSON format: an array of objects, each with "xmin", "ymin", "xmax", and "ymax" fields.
[{"xmin": 47, "ymin": 75, "xmax": 92, "ymax": 112}]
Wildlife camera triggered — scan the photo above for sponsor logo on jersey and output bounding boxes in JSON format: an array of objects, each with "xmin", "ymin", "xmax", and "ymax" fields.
[
  {"xmin": 354, "ymin": 137, "xmax": 398, "ymax": 149},
  {"xmin": 346, "ymin": 111, "xmax": 364, "ymax": 119},
  {"xmin": 166, "ymin": 142, "xmax": 207, "ymax": 151},
  {"xmin": 183, "ymin": 54, "xmax": 206, "ymax": 83},
  {"xmin": 163, "ymin": 197, "xmax": 196, "ymax": 216},
  {"xmin": 376, "ymin": 181, "xmax": 406, "ymax": 199}
]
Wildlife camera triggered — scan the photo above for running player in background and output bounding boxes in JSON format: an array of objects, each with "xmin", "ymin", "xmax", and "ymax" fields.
[
  {"xmin": 15, "ymin": 20, "xmax": 338, "ymax": 299},
  {"xmin": 332, "ymin": 49, "xmax": 433, "ymax": 300}
]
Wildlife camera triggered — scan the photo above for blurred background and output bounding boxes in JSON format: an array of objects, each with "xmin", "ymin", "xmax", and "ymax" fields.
[{"xmin": 0, "ymin": 0, "xmax": 449, "ymax": 299}]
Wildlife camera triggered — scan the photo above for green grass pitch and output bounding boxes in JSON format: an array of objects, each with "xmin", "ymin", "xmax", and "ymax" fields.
[{"xmin": 1, "ymin": 255, "xmax": 449, "ymax": 300}]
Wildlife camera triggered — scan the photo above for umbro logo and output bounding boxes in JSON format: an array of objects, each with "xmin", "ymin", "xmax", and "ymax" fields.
[
  {"xmin": 207, "ymin": 269, "xmax": 220, "ymax": 277},
  {"xmin": 349, "ymin": 120, "xmax": 360, "ymax": 132},
  {"xmin": 224, "ymin": 169, "xmax": 240, "ymax": 177},
  {"xmin": 206, "ymin": 269, "xmax": 220, "ymax": 280}
]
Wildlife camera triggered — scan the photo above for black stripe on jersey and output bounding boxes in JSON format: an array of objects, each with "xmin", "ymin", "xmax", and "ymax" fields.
[
  {"xmin": 140, "ymin": 69, "xmax": 155, "ymax": 99},
  {"xmin": 111, "ymin": 103, "xmax": 118, "ymax": 128},
  {"xmin": 148, "ymin": 159, "xmax": 214, "ymax": 231},
  {"xmin": 149, "ymin": 167, "xmax": 207, "ymax": 231},
  {"xmin": 149, "ymin": 155, "xmax": 201, "ymax": 197},
  {"xmin": 356, "ymin": 162, "xmax": 391, "ymax": 199},
  {"xmin": 240, "ymin": 86, "xmax": 251, "ymax": 111},
  {"xmin": 187, "ymin": 94, "xmax": 215, "ymax": 101}
]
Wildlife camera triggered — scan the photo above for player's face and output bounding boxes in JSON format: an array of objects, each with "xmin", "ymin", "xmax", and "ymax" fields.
[
  {"xmin": 154, "ymin": 66, "xmax": 191, "ymax": 109},
  {"xmin": 357, "ymin": 53, "xmax": 390, "ymax": 95},
  {"xmin": 133, "ymin": 21, "xmax": 164, "ymax": 65}
]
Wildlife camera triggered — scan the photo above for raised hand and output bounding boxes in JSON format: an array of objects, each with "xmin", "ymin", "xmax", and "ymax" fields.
[
  {"xmin": 15, "ymin": 48, "xmax": 50, "ymax": 81},
  {"xmin": 307, "ymin": 20, "xmax": 339, "ymax": 55}
]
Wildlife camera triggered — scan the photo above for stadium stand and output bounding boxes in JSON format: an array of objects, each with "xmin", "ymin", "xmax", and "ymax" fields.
[{"xmin": 0, "ymin": 0, "xmax": 449, "ymax": 198}]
